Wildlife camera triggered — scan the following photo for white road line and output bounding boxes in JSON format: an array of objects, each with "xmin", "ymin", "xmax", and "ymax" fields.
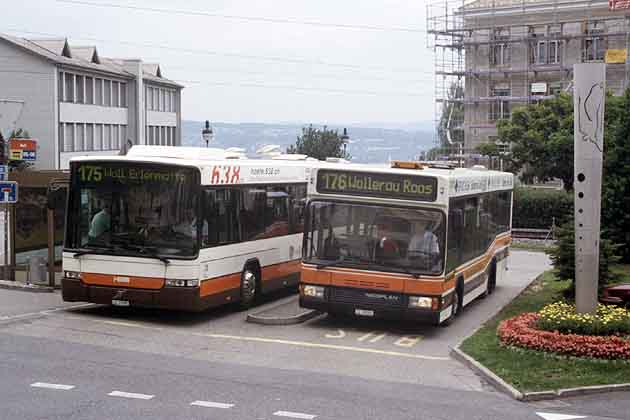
[
  {"xmin": 102, "ymin": 320, "xmax": 163, "ymax": 330},
  {"xmin": 192, "ymin": 332, "xmax": 449, "ymax": 361},
  {"xmin": 190, "ymin": 400, "xmax": 234, "ymax": 409},
  {"xmin": 108, "ymin": 391, "xmax": 154, "ymax": 400},
  {"xmin": 273, "ymin": 410, "xmax": 317, "ymax": 419},
  {"xmin": 0, "ymin": 304, "xmax": 95, "ymax": 321},
  {"xmin": 30, "ymin": 382, "xmax": 75, "ymax": 390}
]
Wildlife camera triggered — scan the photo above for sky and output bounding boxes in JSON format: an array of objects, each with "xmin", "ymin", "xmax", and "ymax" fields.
[{"xmin": 3, "ymin": 0, "xmax": 436, "ymax": 125}]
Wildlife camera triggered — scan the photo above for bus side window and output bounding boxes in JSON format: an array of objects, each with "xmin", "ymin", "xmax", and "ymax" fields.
[
  {"xmin": 447, "ymin": 203, "xmax": 464, "ymax": 273},
  {"xmin": 288, "ymin": 185, "xmax": 306, "ymax": 234},
  {"xmin": 202, "ymin": 188, "xmax": 240, "ymax": 248}
]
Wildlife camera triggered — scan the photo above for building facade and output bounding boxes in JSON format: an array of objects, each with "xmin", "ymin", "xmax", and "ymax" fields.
[
  {"xmin": 428, "ymin": 0, "xmax": 630, "ymax": 151},
  {"xmin": 0, "ymin": 34, "xmax": 184, "ymax": 170}
]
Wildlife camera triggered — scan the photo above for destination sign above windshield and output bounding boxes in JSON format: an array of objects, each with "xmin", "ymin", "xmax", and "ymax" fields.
[{"xmin": 316, "ymin": 170, "xmax": 437, "ymax": 201}]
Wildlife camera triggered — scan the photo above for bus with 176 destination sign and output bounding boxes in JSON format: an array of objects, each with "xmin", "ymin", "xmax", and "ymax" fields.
[
  {"xmin": 299, "ymin": 161, "xmax": 513, "ymax": 326},
  {"xmin": 62, "ymin": 146, "xmax": 315, "ymax": 311}
]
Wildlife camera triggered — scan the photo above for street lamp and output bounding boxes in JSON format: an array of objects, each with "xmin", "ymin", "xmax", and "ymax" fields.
[
  {"xmin": 201, "ymin": 120, "xmax": 214, "ymax": 148},
  {"xmin": 340, "ymin": 127, "xmax": 349, "ymax": 157}
]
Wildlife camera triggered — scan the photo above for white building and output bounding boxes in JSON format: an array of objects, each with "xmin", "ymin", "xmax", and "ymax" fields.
[{"xmin": 0, "ymin": 33, "xmax": 184, "ymax": 170}]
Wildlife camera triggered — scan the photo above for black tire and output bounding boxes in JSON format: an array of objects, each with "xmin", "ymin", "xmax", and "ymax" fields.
[
  {"xmin": 239, "ymin": 265, "xmax": 259, "ymax": 310},
  {"xmin": 441, "ymin": 281, "xmax": 463, "ymax": 327}
]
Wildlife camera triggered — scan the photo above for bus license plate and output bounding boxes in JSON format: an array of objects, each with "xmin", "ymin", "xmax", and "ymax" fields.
[
  {"xmin": 355, "ymin": 309, "xmax": 374, "ymax": 317},
  {"xmin": 112, "ymin": 299, "xmax": 130, "ymax": 307}
]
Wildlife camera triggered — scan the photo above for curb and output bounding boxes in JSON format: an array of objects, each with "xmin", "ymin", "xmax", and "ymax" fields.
[
  {"xmin": 452, "ymin": 346, "xmax": 630, "ymax": 401},
  {"xmin": 451, "ymin": 346, "xmax": 525, "ymax": 401},
  {"xmin": 246, "ymin": 309, "xmax": 322, "ymax": 325},
  {"xmin": 246, "ymin": 298, "xmax": 323, "ymax": 325},
  {"xmin": 0, "ymin": 280, "xmax": 55, "ymax": 293}
]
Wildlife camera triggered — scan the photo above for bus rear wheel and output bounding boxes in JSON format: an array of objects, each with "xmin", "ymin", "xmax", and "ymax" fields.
[{"xmin": 239, "ymin": 266, "xmax": 259, "ymax": 309}]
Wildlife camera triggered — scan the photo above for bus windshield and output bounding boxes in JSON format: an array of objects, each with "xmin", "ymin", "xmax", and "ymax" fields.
[
  {"xmin": 304, "ymin": 201, "xmax": 445, "ymax": 275},
  {"xmin": 65, "ymin": 162, "xmax": 200, "ymax": 258}
]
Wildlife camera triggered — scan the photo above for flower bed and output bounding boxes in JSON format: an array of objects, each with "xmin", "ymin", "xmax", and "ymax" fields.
[
  {"xmin": 537, "ymin": 302, "xmax": 630, "ymax": 336},
  {"xmin": 498, "ymin": 312, "xmax": 630, "ymax": 360}
]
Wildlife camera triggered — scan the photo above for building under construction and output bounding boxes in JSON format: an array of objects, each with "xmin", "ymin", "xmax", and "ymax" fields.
[{"xmin": 427, "ymin": 0, "xmax": 630, "ymax": 154}]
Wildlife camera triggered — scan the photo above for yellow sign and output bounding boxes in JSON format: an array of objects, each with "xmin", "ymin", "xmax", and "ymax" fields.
[{"xmin": 605, "ymin": 49, "xmax": 627, "ymax": 63}]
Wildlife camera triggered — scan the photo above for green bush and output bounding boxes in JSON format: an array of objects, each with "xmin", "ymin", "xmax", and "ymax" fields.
[
  {"xmin": 536, "ymin": 302, "xmax": 630, "ymax": 336},
  {"xmin": 513, "ymin": 187, "xmax": 573, "ymax": 229}
]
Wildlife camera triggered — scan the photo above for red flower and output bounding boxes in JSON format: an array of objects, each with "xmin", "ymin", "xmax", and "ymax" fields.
[{"xmin": 497, "ymin": 313, "xmax": 630, "ymax": 360}]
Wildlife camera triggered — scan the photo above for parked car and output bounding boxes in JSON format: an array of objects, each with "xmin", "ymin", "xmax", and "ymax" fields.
[{"xmin": 600, "ymin": 284, "xmax": 630, "ymax": 307}]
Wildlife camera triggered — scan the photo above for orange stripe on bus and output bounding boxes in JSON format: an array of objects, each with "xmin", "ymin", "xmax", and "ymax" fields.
[
  {"xmin": 81, "ymin": 273, "xmax": 165, "ymax": 290},
  {"xmin": 261, "ymin": 259, "xmax": 301, "ymax": 282},
  {"xmin": 200, "ymin": 273, "xmax": 241, "ymax": 297}
]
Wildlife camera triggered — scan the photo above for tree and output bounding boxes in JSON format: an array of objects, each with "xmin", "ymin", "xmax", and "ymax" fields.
[
  {"xmin": 497, "ymin": 93, "xmax": 574, "ymax": 190},
  {"xmin": 437, "ymin": 83, "xmax": 464, "ymax": 148},
  {"xmin": 287, "ymin": 125, "xmax": 350, "ymax": 161},
  {"xmin": 547, "ymin": 216, "xmax": 621, "ymax": 298},
  {"xmin": 1, "ymin": 128, "xmax": 34, "ymax": 171}
]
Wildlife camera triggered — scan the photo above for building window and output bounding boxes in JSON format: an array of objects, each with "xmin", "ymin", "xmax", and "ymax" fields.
[
  {"xmin": 112, "ymin": 125, "xmax": 119, "ymax": 149},
  {"xmin": 491, "ymin": 29, "xmax": 510, "ymax": 66},
  {"xmin": 584, "ymin": 23, "xmax": 606, "ymax": 62},
  {"xmin": 120, "ymin": 83, "xmax": 127, "ymax": 108},
  {"xmin": 76, "ymin": 75, "xmax": 84, "ymax": 104},
  {"xmin": 58, "ymin": 72, "xmax": 64, "ymax": 102},
  {"xmin": 85, "ymin": 123, "xmax": 94, "ymax": 150},
  {"xmin": 153, "ymin": 88, "xmax": 159, "ymax": 111},
  {"xmin": 64, "ymin": 123, "xmax": 74, "ymax": 152},
  {"xmin": 85, "ymin": 77, "xmax": 94, "ymax": 104},
  {"xmin": 95, "ymin": 78, "xmax": 103, "ymax": 105},
  {"xmin": 112, "ymin": 81, "xmax": 119, "ymax": 107},
  {"xmin": 489, "ymin": 85, "xmax": 511, "ymax": 121},
  {"xmin": 75, "ymin": 123, "xmax": 85, "ymax": 151},
  {"xmin": 103, "ymin": 124, "xmax": 111, "ymax": 149},
  {"xmin": 170, "ymin": 91, "xmax": 176, "ymax": 113},
  {"xmin": 65, "ymin": 73, "xmax": 74, "ymax": 102},
  {"xmin": 121, "ymin": 125, "xmax": 127, "ymax": 145},
  {"xmin": 94, "ymin": 124, "xmax": 102, "ymax": 150},
  {"xmin": 104, "ymin": 80, "xmax": 112, "ymax": 106}
]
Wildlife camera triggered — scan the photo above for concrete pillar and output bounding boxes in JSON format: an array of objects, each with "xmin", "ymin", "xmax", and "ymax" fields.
[{"xmin": 573, "ymin": 63, "xmax": 606, "ymax": 315}]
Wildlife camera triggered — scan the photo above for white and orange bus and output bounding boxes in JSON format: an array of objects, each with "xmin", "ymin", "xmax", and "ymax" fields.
[
  {"xmin": 62, "ymin": 146, "xmax": 314, "ymax": 311},
  {"xmin": 299, "ymin": 161, "xmax": 513, "ymax": 326}
]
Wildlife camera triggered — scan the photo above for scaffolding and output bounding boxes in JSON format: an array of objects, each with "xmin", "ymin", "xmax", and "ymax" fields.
[{"xmin": 426, "ymin": 0, "xmax": 630, "ymax": 154}]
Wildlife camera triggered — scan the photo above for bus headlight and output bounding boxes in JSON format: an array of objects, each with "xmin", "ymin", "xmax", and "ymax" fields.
[
  {"xmin": 408, "ymin": 296, "xmax": 434, "ymax": 309},
  {"xmin": 165, "ymin": 279, "xmax": 199, "ymax": 287},
  {"xmin": 302, "ymin": 285, "xmax": 325, "ymax": 299},
  {"xmin": 64, "ymin": 270, "xmax": 81, "ymax": 279}
]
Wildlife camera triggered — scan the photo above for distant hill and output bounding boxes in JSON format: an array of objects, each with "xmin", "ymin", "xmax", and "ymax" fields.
[{"xmin": 182, "ymin": 121, "xmax": 435, "ymax": 163}]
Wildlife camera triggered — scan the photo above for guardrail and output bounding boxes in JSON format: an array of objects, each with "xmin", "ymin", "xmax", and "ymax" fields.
[{"xmin": 512, "ymin": 228, "xmax": 554, "ymax": 240}]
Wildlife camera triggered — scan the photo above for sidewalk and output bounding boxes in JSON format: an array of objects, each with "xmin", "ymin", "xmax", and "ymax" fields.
[{"xmin": 0, "ymin": 286, "xmax": 74, "ymax": 319}]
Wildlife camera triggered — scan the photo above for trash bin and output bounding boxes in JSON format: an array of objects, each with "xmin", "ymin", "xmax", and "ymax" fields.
[{"xmin": 28, "ymin": 256, "xmax": 47, "ymax": 284}]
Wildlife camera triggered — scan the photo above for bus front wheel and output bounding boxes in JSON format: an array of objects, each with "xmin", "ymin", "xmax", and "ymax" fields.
[
  {"xmin": 239, "ymin": 265, "xmax": 259, "ymax": 309},
  {"xmin": 441, "ymin": 282, "xmax": 463, "ymax": 327}
]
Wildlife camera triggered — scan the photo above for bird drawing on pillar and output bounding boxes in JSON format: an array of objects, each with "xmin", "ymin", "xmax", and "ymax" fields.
[{"xmin": 573, "ymin": 64, "xmax": 606, "ymax": 314}]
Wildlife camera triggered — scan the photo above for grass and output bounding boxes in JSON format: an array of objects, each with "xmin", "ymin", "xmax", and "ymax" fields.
[
  {"xmin": 460, "ymin": 270, "xmax": 630, "ymax": 393},
  {"xmin": 511, "ymin": 241, "xmax": 554, "ymax": 253},
  {"xmin": 610, "ymin": 264, "xmax": 630, "ymax": 286}
]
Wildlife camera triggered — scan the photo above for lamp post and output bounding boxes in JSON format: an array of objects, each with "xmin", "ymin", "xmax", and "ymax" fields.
[
  {"xmin": 340, "ymin": 127, "xmax": 349, "ymax": 157},
  {"xmin": 201, "ymin": 120, "xmax": 214, "ymax": 148}
]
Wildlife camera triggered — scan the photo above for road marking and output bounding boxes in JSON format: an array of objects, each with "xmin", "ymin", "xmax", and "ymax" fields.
[
  {"xmin": 324, "ymin": 329, "xmax": 346, "ymax": 339},
  {"xmin": 102, "ymin": 320, "xmax": 162, "ymax": 330},
  {"xmin": 393, "ymin": 335, "xmax": 423, "ymax": 348},
  {"xmin": 192, "ymin": 332, "xmax": 449, "ymax": 361},
  {"xmin": 30, "ymin": 382, "xmax": 75, "ymax": 390},
  {"xmin": 108, "ymin": 391, "xmax": 154, "ymax": 400},
  {"xmin": 190, "ymin": 400, "xmax": 234, "ymax": 409},
  {"xmin": 0, "ymin": 303, "xmax": 94, "ymax": 322},
  {"xmin": 357, "ymin": 332, "xmax": 386, "ymax": 343},
  {"xmin": 273, "ymin": 410, "xmax": 317, "ymax": 419},
  {"xmin": 536, "ymin": 413, "xmax": 587, "ymax": 420}
]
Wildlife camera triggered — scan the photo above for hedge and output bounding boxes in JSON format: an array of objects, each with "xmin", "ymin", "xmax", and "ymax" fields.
[{"xmin": 513, "ymin": 187, "xmax": 573, "ymax": 229}]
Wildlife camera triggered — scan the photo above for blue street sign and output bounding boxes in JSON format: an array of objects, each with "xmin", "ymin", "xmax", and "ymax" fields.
[
  {"xmin": 0, "ymin": 165, "xmax": 8, "ymax": 182},
  {"xmin": 0, "ymin": 182, "xmax": 18, "ymax": 203}
]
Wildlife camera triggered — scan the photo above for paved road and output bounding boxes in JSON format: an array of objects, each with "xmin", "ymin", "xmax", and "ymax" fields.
[{"xmin": 1, "ymin": 250, "xmax": 627, "ymax": 420}]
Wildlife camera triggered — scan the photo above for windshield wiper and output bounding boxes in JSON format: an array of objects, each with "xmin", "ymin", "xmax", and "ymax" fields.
[
  {"xmin": 113, "ymin": 242, "xmax": 171, "ymax": 265},
  {"xmin": 73, "ymin": 248, "xmax": 114, "ymax": 258}
]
